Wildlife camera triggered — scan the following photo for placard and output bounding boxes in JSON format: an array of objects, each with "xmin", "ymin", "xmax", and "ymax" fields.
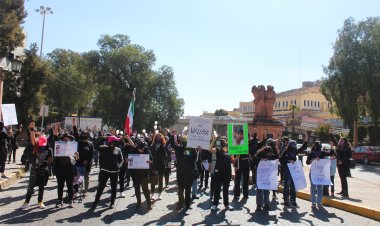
[
  {"xmin": 311, "ymin": 159, "xmax": 331, "ymax": 185},
  {"xmin": 128, "ymin": 154, "xmax": 150, "ymax": 169},
  {"xmin": 287, "ymin": 160, "xmax": 307, "ymax": 191},
  {"xmin": 187, "ymin": 117, "xmax": 213, "ymax": 150},
  {"xmin": 227, "ymin": 123, "xmax": 249, "ymax": 154},
  {"xmin": 65, "ymin": 117, "xmax": 102, "ymax": 130},
  {"xmin": 1, "ymin": 104, "xmax": 18, "ymax": 126},
  {"xmin": 54, "ymin": 141, "xmax": 78, "ymax": 157},
  {"xmin": 257, "ymin": 160, "xmax": 279, "ymax": 190}
]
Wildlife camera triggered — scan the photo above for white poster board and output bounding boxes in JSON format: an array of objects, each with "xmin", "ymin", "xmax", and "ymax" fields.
[
  {"xmin": 1, "ymin": 104, "xmax": 18, "ymax": 126},
  {"xmin": 187, "ymin": 117, "xmax": 213, "ymax": 150},
  {"xmin": 65, "ymin": 117, "xmax": 102, "ymax": 130},
  {"xmin": 287, "ymin": 160, "xmax": 307, "ymax": 191},
  {"xmin": 311, "ymin": 159, "xmax": 331, "ymax": 185},
  {"xmin": 54, "ymin": 141, "xmax": 78, "ymax": 157},
  {"xmin": 39, "ymin": 105, "xmax": 49, "ymax": 117},
  {"xmin": 128, "ymin": 154, "xmax": 150, "ymax": 169},
  {"xmin": 257, "ymin": 160, "xmax": 279, "ymax": 190}
]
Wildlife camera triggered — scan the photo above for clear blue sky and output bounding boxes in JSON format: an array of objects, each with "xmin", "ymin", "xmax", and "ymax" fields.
[{"xmin": 24, "ymin": 0, "xmax": 380, "ymax": 116}]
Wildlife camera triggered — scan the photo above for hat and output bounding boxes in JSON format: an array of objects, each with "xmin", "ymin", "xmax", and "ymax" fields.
[
  {"xmin": 61, "ymin": 133, "xmax": 75, "ymax": 141},
  {"xmin": 266, "ymin": 138, "xmax": 275, "ymax": 146},
  {"xmin": 288, "ymin": 140, "xmax": 297, "ymax": 149},
  {"xmin": 38, "ymin": 136, "xmax": 48, "ymax": 147},
  {"xmin": 108, "ymin": 135, "xmax": 121, "ymax": 143}
]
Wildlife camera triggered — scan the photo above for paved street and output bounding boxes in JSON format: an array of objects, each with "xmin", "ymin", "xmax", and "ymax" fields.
[{"xmin": 0, "ymin": 166, "xmax": 379, "ymax": 226}]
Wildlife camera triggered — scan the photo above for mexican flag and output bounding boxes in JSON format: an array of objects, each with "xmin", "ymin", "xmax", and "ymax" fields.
[{"xmin": 124, "ymin": 89, "xmax": 136, "ymax": 135}]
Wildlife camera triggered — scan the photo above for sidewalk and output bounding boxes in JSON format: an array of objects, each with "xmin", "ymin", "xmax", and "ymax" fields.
[
  {"xmin": 0, "ymin": 147, "xmax": 25, "ymax": 190},
  {"xmin": 232, "ymin": 160, "xmax": 380, "ymax": 221}
]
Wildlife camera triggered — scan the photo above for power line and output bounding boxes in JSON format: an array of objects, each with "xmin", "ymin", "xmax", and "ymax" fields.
[{"xmin": 48, "ymin": 74, "xmax": 90, "ymax": 95}]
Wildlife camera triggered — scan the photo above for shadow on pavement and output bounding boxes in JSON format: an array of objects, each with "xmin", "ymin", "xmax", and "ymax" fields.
[{"xmin": 310, "ymin": 206, "xmax": 344, "ymax": 223}]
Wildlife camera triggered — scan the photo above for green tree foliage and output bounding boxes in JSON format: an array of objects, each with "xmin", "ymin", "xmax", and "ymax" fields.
[
  {"xmin": 44, "ymin": 49, "xmax": 96, "ymax": 119},
  {"xmin": 89, "ymin": 34, "xmax": 184, "ymax": 130},
  {"xmin": 0, "ymin": 0, "xmax": 27, "ymax": 58},
  {"xmin": 321, "ymin": 17, "xmax": 380, "ymax": 128},
  {"xmin": 315, "ymin": 123, "xmax": 331, "ymax": 143},
  {"xmin": 3, "ymin": 43, "xmax": 49, "ymax": 124},
  {"xmin": 214, "ymin": 109, "xmax": 228, "ymax": 116}
]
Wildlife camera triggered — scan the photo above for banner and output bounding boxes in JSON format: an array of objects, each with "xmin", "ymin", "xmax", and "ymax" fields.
[
  {"xmin": 54, "ymin": 141, "xmax": 78, "ymax": 157},
  {"xmin": 287, "ymin": 160, "xmax": 307, "ymax": 191},
  {"xmin": 257, "ymin": 160, "xmax": 279, "ymax": 190},
  {"xmin": 311, "ymin": 159, "xmax": 331, "ymax": 185},
  {"xmin": 1, "ymin": 104, "xmax": 18, "ymax": 126},
  {"xmin": 128, "ymin": 154, "xmax": 150, "ymax": 169},
  {"xmin": 187, "ymin": 117, "xmax": 213, "ymax": 150},
  {"xmin": 227, "ymin": 123, "xmax": 249, "ymax": 154},
  {"xmin": 65, "ymin": 117, "xmax": 102, "ymax": 130}
]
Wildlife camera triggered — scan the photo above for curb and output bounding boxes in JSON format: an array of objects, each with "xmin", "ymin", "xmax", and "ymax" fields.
[
  {"xmin": 231, "ymin": 174, "xmax": 380, "ymax": 221},
  {"xmin": 0, "ymin": 167, "xmax": 25, "ymax": 191}
]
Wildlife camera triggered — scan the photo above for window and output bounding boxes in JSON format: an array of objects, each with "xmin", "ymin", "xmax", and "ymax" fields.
[
  {"xmin": 307, "ymin": 100, "xmax": 310, "ymax": 107},
  {"xmin": 275, "ymin": 102, "xmax": 277, "ymax": 108},
  {"xmin": 314, "ymin": 101, "xmax": 317, "ymax": 108},
  {"xmin": 304, "ymin": 100, "xmax": 306, "ymax": 106},
  {"xmin": 286, "ymin": 101, "xmax": 288, "ymax": 107},
  {"xmin": 318, "ymin": 101, "xmax": 320, "ymax": 108},
  {"xmin": 311, "ymin": 101, "xmax": 313, "ymax": 107},
  {"xmin": 294, "ymin": 100, "xmax": 297, "ymax": 105},
  {"xmin": 283, "ymin": 101, "xmax": 285, "ymax": 107},
  {"xmin": 290, "ymin": 100, "xmax": 293, "ymax": 105}
]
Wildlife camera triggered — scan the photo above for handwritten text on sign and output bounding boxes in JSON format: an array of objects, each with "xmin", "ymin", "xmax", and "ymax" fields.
[
  {"xmin": 257, "ymin": 160, "xmax": 279, "ymax": 190},
  {"xmin": 187, "ymin": 117, "xmax": 213, "ymax": 150},
  {"xmin": 287, "ymin": 160, "xmax": 307, "ymax": 191},
  {"xmin": 311, "ymin": 159, "xmax": 331, "ymax": 185}
]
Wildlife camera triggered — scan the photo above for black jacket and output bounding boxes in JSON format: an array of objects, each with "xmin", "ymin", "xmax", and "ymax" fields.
[{"xmin": 99, "ymin": 145, "xmax": 123, "ymax": 173}]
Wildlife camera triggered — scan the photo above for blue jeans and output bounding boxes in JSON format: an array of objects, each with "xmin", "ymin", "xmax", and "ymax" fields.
[
  {"xmin": 256, "ymin": 189, "xmax": 270, "ymax": 206},
  {"xmin": 309, "ymin": 173, "xmax": 323, "ymax": 204},
  {"xmin": 283, "ymin": 167, "xmax": 296, "ymax": 203},
  {"xmin": 75, "ymin": 166, "xmax": 85, "ymax": 177}
]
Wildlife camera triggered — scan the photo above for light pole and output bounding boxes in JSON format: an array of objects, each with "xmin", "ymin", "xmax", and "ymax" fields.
[{"xmin": 35, "ymin": 6, "xmax": 53, "ymax": 58}]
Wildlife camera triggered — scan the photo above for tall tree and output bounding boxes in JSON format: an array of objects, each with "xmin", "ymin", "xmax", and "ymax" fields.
[
  {"xmin": 289, "ymin": 104, "xmax": 300, "ymax": 137},
  {"xmin": 3, "ymin": 43, "xmax": 50, "ymax": 124},
  {"xmin": 90, "ymin": 34, "xmax": 184, "ymax": 131},
  {"xmin": 321, "ymin": 17, "xmax": 380, "ymax": 145},
  {"xmin": 214, "ymin": 109, "xmax": 228, "ymax": 116},
  {"xmin": 0, "ymin": 0, "xmax": 27, "ymax": 58}
]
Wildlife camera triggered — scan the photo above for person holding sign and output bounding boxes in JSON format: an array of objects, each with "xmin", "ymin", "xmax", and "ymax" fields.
[
  {"xmin": 0, "ymin": 122, "xmax": 10, "ymax": 178},
  {"xmin": 52, "ymin": 125, "xmax": 77, "ymax": 208},
  {"xmin": 168, "ymin": 131, "xmax": 197, "ymax": 210},
  {"xmin": 91, "ymin": 135, "xmax": 124, "ymax": 209},
  {"xmin": 209, "ymin": 136, "xmax": 234, "ymax": 212},
  {"xmin": 279, "ymin": 140, "xmax": 299, "ymax": 208},
  {"xmin": 125, "ymin": 136, "xmax": 153, "ymax": 210},
  {"xmin": 254, "ymin": 143, "xmax": 277, "ymax": 212},
  {"xmin": 306, "ymin": 141, "xmax": 328, "ymax": 208}
]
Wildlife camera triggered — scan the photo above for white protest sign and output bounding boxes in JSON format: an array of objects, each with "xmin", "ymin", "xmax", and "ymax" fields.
[
  {"xmin": 257, "ymin": 160, "xmax": 279, "ymax": 190},
  {"xmin": 187, "ymin": 117, "xmax": 213, "ymax": 150},
  {"xmin": 39, "ymin": 105, "xmax": 49, "ymax": 117},
  {"xmin": 128, "ymin": 154, "xmax": 150, "ymax": 169},
  {"xmin": 1, "ymin": 104, "xmax": 18, "ymax": 126},
  {"xmin": 65, "ymin": 117, "xmax": 102, "ymax": 130},
  {"xmin": 287, "ymin": 160, "xmax": 307, "ymax": 191},
  {"xmin": 311, "ymin": 158, "xmax": 331, "ymax": 185},
  {"xmin": 54, "ymin": 141, "xmax": 78, "ymax": 157}
]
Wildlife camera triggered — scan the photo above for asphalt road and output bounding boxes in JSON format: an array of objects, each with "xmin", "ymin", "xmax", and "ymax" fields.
[{"xmin": 0, "ymin": 166, "xmax": 379, "ymax": 226}]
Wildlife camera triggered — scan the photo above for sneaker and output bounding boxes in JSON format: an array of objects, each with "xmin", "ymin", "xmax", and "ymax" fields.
[
  {"xmin": 211, "ymin": 205, "xmax": 217, "ymax": 211},
  {"xmin": 19, "ymin": 202, "xmax": 29, "ymax": 209},
  {"xmin": 284, "ymin": 202, "xmax": 290, "ymax": 208},
  {"xmin": 120, "ymin": 192, "xmax": 126, "ymax": 198},
  {"xmin": 150, "ymin": 194, "xmax": 155, "ymax": 200},
  {"xmin": 317, "ymin": 203, "xmax": 323, "ymax": 208},
  {"xmin": 192, "ymin": 195, "xmax": 199, "ymax": 200},
  {"xmin": 256, "ymin": 205, "xmax": 262, "ymax": 211},
  {"xmin": 38, "ymin": 202, "xmax": 45, "ymax": 209},
  {"xmin": 147, "ymin": 205, "xmax": 152, "ymax": 210},
  {"xmin": 157, "ymin": 193, "xmax": 162, "ymax": 200},
  {"xmin": 263, "ymin": 204, "xmax": 271, "ymax": 211},
  {"xmin": 68, "ymin": 202, "xmax": 73, "ymax": 208},
  {"xmin": 225, "ymin": 205, "xmax": 234, "ymax": 211},
  {"xmin": 291, "ymin": 202, "xmax": 299, "ymax": 208},
  {"xmin": 311, "ymin": 203, "xmax": 317, "ymax": 208},
  {"xmin": 56, "ymin": 201, "xmax": 63, "ymax": 208}
]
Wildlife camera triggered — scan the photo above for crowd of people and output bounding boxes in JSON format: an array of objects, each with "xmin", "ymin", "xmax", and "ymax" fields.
[{"xmin": 0, "ymin": 120, "xmax": 353, "ymax": 213}]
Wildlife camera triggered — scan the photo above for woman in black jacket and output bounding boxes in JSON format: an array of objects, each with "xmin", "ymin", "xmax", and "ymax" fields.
[{"xmin": 336, "ymin": 137, "xmax": 352, "ymax": 197}]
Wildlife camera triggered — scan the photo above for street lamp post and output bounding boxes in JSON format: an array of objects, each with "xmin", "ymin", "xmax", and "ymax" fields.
[{"xmin": 35, "ymin": 6, "xmax": 53, "ymax": 58}]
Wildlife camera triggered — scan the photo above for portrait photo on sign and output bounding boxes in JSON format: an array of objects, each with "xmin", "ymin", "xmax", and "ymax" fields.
[{"xmin": 233, "ymin": 124, "xmax": 244, "ymax": 145}]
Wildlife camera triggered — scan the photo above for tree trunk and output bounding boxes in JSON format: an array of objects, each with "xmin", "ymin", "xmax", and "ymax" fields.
[{"xmin": 353, "ymin": 120, "xmax": 358, "ymax": 146}]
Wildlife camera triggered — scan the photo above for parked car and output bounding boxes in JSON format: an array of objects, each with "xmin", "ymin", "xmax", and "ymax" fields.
[{"xmin": 352, "ymin": 146, "xmax": 380, "ymax": 165}]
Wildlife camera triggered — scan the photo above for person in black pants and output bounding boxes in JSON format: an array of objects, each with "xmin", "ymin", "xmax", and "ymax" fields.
[
  {"xmin": 125, "ymin": 136, "xmax": 153, "ymax": 210},
  {"xmin": 199, "ymin": 148, "xmax": 211, "ymax": 189},
  {"xmin": 150, "ymin": 133, "xmax": 167, "ymax": 200},
  {"xmin": 91, "ymin": 135, "xmax": 124, "ymax": 209},
  {"xmin": 210, "ymin": 136, "xmax": 234, "ymax": 211},
  {"xmin": 0, "ymin": 122, "xmax": 10, "ymax": 178},
  {"xmin": 336, "ymin": 137, "xmax": 352, "ymax": 198},
  {"xmin": 233, "ymin": 154, "xmax": 250, "ymax": 199},
  {"xmin": 168, "ymin": 131, "xmax": 196, "ymax": 210},
  {"xmin": 53, "ymin": 126, "xmax": 76, "ymax": 208}
]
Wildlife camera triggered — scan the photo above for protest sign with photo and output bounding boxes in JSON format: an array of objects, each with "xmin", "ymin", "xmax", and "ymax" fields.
[
  {"xmin": 128, "ymin": 154, "xmax": 150, "ymax": 169},
  {"xmin": 311, "ymin": 159, "xmax": 331, "ymax": 185},
  {"xmin": 287, "ymin": 160, "xmax": 307, "ymax": 191},
  {"xmin": 54, "ymin": 141, "xmax": 78, "ymax": 157},
  {"xmin": 187, "ymin": 117, "xmax": 213, "ymax": 150},
  {"xmin": 227, "ymin": 123, "xmax": 249, "ymax": 155},
  {"xmin": 257, "ymin": 160, "xmax": 279, "ymax": 190},
  {"xmin": 1, "ymin": 104, "xmax": 18, "ymax": 126}
]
